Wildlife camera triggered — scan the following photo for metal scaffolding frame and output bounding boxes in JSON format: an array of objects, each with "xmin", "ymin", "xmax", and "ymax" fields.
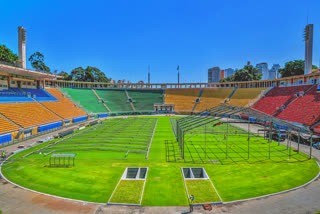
[{"xmin": 175, "ymin": 104, "xmax": 313, "ymax": 161}]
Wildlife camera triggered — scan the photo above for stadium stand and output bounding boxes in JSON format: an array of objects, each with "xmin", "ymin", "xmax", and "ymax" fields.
[
  {"xmin": 95, "ymin": 89, "xmax": 132, "ymax": 112},
  {"xmin": 128, "ymin": 90, "xmax": 163, "ymax": 111},
  {"xmin": 0, "ymin": 102, "xmax": 61, "ymax": 128},
  {"xmin": 0, "ymin": 117, "xmax": 19, "ymax": 134},
  {"xmin": 228, "ymin": 88, "xmax": 268, "ymax": 107},
  {"xmin": 42, "ymin": 89, "xmax": 87, "ymax": 119},
  {"xmin": 195, "ymin": 89, "xmax": 233, "ymax": 112},
  {"xmin": 165, "ymin": 89, "xmax": 201, "ymax": 113},
  {"xmin": 276, "ymin": 84, "xmax": 320, "ymax": 125},
  {"xmin": 0, "ymin": 88, "xmax": 34, "ymax": 103},
  {"xmin": 253, "ymin": 85, "xmax": 312, "ymax": 115},
  {"xmin": 60, "ymin": 88, "xmax": 107, "ymax": 113},
  {"xmin": 22, "ymin": 88, "xmax": 57, "ymax": 101}
]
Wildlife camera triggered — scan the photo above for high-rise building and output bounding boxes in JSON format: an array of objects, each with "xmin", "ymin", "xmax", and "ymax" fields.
[
  {"xmin": 268, "ymin": 64, "xmax": 281, "ymax": 79},
  {"xmin": 225, "ymin": 68, "xmax": 235, "ymax": 78},
  {"xmin": 256, "ymin": 63, "xmax": 268, "ymax": 80},
  {"xmin": 220, "ymin": 70, "xmax": 225, "ymax": 80},
  {"xmin": 208, "ymin": 67, "xmax": 221, "ymax": 83},
  {"xmin": 304, "ymin": 24, "xmax": 313, "ymax": 74}
]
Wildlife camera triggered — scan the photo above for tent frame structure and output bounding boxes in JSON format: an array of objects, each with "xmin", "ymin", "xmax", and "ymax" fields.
[{"xmin": 175, "ymin": 104, "xmax": 314, "ymax": 160}]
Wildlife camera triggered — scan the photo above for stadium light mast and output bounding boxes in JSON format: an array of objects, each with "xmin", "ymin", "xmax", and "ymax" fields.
[
  {"xmin": 177, "ymin": 65, "xmax": 180, "ymax": 88},
  {"xmin": 148, "ymin": 65, "xmax": 150, "ymax": 85}
]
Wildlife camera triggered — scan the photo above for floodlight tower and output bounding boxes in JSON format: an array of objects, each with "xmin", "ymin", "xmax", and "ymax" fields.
[
  {"xmin": 18, "ymin": 26, "xmax": 27, "ymax": 69},
  {"xmin": 177, "ymin": 65, "xmax": 180, "ymax": 87},
  {"xmin": 148, "ymin": 65, "xmax": 150, "ymax": 85},
  {"xmin": 304, "ymin": 24, "xmax": 313, "ymax": 74}
]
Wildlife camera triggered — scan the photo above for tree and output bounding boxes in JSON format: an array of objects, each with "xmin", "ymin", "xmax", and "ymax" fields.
[
  {"xmin": 28, "ymin": 52, "xmax": 51, "ymax": 73},
  {"xmin": 0, "ymin": 45, "xmax": 18, "ymax": 64},
  {"xmin": 279, "ymin": 60, "xmax": 318, "ymax": 77},
  {"xmin": 220, "ymin": 66, "xmax": 262, "ymax": 82},
  {"xmin": 70, "ymin": 66, "xmax": 110, "ymax": 82},
  {"xmin": 57, "ymin": 71, "xmax": 71, "ymax": 80}
]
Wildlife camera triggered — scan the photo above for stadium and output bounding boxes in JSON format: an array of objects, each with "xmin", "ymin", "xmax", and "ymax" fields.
[{"xmin": 1, "ymin": 7, "xmax": 320, "ymax": 214}]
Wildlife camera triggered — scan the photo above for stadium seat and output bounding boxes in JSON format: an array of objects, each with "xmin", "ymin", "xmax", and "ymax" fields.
[
  {"xmin": 228, "ymin": 88, "xmax": 268, "ymax": 107},
  {"xmin": 165, "ymin": 89, "xmax": 201, "ymax": 113},
  {"xmin": 195, "ymin": 89, "xmax": 233, "ymax": 112},
  {"xmin": 0, "ymin": 102, "xmax": 62, "ymax": 128},
  {"xmin": 128, "ymin": 90, "xmax": 163, "ymax": 111},
  {"xmin": 95, "ymin": 90, "xmax": 132, "ymax": 112},
  {"xmin": 276, "ymin": 85, "xmax": 320, "ymax": 125},
  {"xmin": 0, "ymin": 117, "xmax": 19, "ymax": 134},
  {"xmin": 253, "ymin": 85, "xmax": 312, "ymax": 115},
  {"xmin": 60, "ymin": 88, "xmax": 107, "ymax": 113},
  {"xmin": 43, "ymin": 89, "xmax": 87, "ymax": 119}
]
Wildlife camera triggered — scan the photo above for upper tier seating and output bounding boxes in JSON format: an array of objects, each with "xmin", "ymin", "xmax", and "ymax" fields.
[
  {"xmin": 0, "ymin": 117, "xmax": 19, "ymax": 134},
  {"xmin": 43, "ymin": 89, "xmax": 87, "ymax": 119},
  {"xmin": 165, "ymin": 89, "xmax": 201, "ymax": 112},
  {"xmin": 0, "ymin": 88, "xmax": 34, "ymax": 103},
  {"xmin": 22, "ymin": 88, "xmax": 57, "ymax": 101},
  {"xmin": 128, "ymin": 90, "xmax": 163, "ymax": 111},
  {"xmin": 195, "ymin": 89, "xmax": 233, "ymax": 112},
  {"xmin": 60, "ymin": 88, "xmax": 107, "ymax": 113},
  {"xmin": 276, "ymin": 85, "xmax": 320, "ymax": 125},
  {"xmin": 228, "ymin": 88, "xmax": 268, "ymax": 107},
  {"xmin": 95, "ymin": 90, "xmax": 132, "ymax": 112},
  {"xmin": 253, "ymin": 85, "xmax": 311, "ymax": 115},
  {"xmin": 0, "ymin": 102, "xmax": 61, "ymax": 128}
]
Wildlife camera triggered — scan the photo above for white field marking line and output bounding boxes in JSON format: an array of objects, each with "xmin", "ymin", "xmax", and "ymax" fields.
[
  {"xmin": 207, "ymin": 173, "xmax": 223, "ymax": 202},
  {"xmin": 170, "ymin": 118, "xmax": 177, "ymax": 137},
  {"xmin": 181, "ymin": 167, "xmax": 223, "ymax": 204},
  {"xmin": 145, "ymin": 119, "xmax": 158, "ymax": 159},
  {"xmin": 107, "ymin": 170, "xmax": 124, "ymax": 204},
  {"xmin": 139, "ymin": 167, "xmax": 149, "ymax": 205},
  {"xmin": 181, "ymin": 168, "xmax": 191, "ymax": 202},
  {"xmin": 0, "ymin": 161, "xmax": 105, "ymax": 206}
]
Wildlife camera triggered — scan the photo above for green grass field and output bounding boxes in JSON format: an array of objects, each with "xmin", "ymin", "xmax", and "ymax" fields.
[
  {"xmin": 185, "ymin": 180, "xmax": 221, "ymax": 204},
  {"xmin": 109, "ymin": 180, "xmax": 144, "ymax": 204},
  {"xmin": 1, "ymin": 116, "xmax": 319, "ymax": 206}
]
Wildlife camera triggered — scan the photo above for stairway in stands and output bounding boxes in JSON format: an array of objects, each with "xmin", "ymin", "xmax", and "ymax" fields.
[
  {"xmin": 92, "ymin": 89, "xmax": 112, "ymax": 112},
  {"xmin": 125, "ymin": 90, "xmax": 136, "ymax": 111},
  {"xmin": 192, "ymin": 89, "xmax": 204, "ymax": 112}
]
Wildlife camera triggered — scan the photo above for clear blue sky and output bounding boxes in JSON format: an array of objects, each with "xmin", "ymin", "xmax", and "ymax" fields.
[{"xmin": 1, "ymin": 0, "xmax": 319, "ymax": 83}]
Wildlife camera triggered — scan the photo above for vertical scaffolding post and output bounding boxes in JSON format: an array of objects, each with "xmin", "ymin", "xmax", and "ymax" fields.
[
  {"xmin": 288, "ymin": 130, "xmax": 291, "ymax": 160},
  {"xmin": 226, "ymin": 117, "xmax": 229, "ymax": 159},
  {"xmin": 205, "ymin": 123, "xmax": 207, "ymax": 160},
  {"xmin": 268, "ymin": 122, "xmax": 272, "ymax": 160},
  {"xmin": 310, "ymin": 134, "xmax": 313, "ymax": 159},
  {"xmin": 297, "ymin": 129, "xmax": 300, "ymax": 154},
  {"xmin": 248, "ymin": 121, "xmax": 250, "ymax": 159}
]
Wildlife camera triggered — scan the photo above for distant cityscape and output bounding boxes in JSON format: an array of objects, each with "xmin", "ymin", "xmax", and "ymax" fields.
[{"xmin": 208, "ymin": 61, "xmax": 281, "ymax": 83}]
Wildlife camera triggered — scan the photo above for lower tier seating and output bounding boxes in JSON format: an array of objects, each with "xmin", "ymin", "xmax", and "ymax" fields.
[
  {"xmin": 195, "ymin": 89, "xmax": 233, "ymax": 112},
  {"xmin": 228, "ymin": 88, "xmax": 268, "ymax": 107},
  {"xmin": 128, "ymin": 90, "xmax": 163, "ymax": 111},
  {"xmin": 165, "ymin": 89, "xmax": 201, "ymax": 112},
  {"xmin": 95, "ymin": 90, "xmax": 132, "ymax": 112},
  {"xmin": 60, "ymin": 88, "xmax": 107, "ymax": 113},
  {"xmin": 0, "ymin": 117, "xmax": 19, "ymax": 134},
  {"xmin": 277, "ymin": 85, "xmax": 320, "ymax": 125},
  {"xmin": 253, "ymin": 85, "xmax": 312, "ymax": 115},
  {"xmin": 0, "ymin": 102, "xmax": 61, "ymax": 128},
  {"xmin": 43, "ymin": 89, "xmax": 87, "ymax": 119}
]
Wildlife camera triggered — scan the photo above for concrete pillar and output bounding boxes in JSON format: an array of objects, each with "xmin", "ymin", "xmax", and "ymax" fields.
[{"xmin": 18, "ymin": 27, "xmax": 27, "ymax": 69}]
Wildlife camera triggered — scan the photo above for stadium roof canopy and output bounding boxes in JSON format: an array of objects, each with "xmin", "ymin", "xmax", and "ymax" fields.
[{"xmin": 0, "ymin": 63, "xmax": 63, "ymax": 79}]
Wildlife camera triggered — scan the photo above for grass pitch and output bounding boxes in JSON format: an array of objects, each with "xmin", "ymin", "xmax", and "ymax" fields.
[
  {"xmin": 1, "ymin": 116, "xmax": 319, "ymax": 206},
  {"xmin": 185, "ymin": 180, "xmax": 221, "ymax": 204},
  {"xmin": 109, "ymin": 180, "xmax": 144, "ymax": 204}
]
